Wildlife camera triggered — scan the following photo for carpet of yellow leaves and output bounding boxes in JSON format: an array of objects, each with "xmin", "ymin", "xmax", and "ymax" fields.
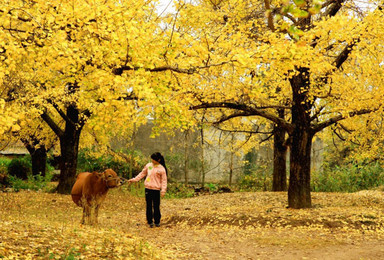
[{"xmin": 1, "ymin": 188, "xmax": 384, "ymax": 259}]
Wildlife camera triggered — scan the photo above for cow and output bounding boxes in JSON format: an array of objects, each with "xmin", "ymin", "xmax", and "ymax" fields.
[{"xmin": 71, "ymin": 169, "xmax": 123, "ymax": 225}]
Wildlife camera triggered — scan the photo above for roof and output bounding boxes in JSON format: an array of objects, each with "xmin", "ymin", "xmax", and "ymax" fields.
[{"xmin": 0, "ymin": 142, "xmax": 28, "ymax": 155}]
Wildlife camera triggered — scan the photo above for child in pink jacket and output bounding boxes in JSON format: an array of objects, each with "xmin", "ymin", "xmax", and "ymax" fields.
[{"xmin": 129, "ymin": 152, "xmax": 167, "ymax": 228}]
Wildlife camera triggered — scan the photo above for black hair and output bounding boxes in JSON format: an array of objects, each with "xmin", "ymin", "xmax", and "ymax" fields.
[{"xmin": 151, "ymin": 152, "xmax": 168, "ymax": 175}]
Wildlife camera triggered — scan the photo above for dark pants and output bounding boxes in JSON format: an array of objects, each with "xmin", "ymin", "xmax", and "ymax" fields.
[{"xmin": 145, "ymin": 188, "xmax": 161, "ymax": 225}]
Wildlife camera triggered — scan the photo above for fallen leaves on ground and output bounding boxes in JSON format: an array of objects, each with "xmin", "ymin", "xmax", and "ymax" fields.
[{"xmin": 1, "ymin": 188, "xmax": 384, "ymax": 259}]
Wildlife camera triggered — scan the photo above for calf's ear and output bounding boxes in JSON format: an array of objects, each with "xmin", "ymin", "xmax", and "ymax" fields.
[
  {"xmin": 104, "ymin": 169, "xmax": 116, "ymax": 175},
  {"xmin": 96, "ymin": 172, "xmax": 103, "ymax": 178}
]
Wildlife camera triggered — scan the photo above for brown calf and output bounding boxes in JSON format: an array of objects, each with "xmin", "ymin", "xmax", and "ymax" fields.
[{"xmin": 71, "ymin": 169, "xmax": 122, "ymax": 224}]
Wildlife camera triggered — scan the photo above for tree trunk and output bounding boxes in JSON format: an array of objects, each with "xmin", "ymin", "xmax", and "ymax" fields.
[
  {"xmin": 200, "ymin": 125, "xmax": 206, "ymax": 188},
  {"xmin": 38, "ymin": 82, "xmax": 88, "ymax": 194},
  {"xmin": 56, "ymin": 132, "xmax": 80, "ymax": 193},
  {"xmin": 272, "ymin": 130, "xmax": 287, "ymax": 191},
  {"xmin": 201, "ymin": 148, "xmax": 206, "ymax": 188},
  {"xmin": 288, "ymin": 67, "xmax": 313, "ymax": 208},
  {"xmin": 55, "ymin": 105, "xmax": 83, "ymax": 194},
  {"xmin": 30, "ymin": 146, "xmax": 47, "ymax": 177},
  {"xmin": 184, "ymin": 130, "xmax": 189, "ymax": 185},
  {"xmin": 272, "ymin": 109, "xmax": 287, "ymax": 191},
  {"xmin": 24, "ymin": 141, "xmax": 47, "ymax": 177},
  {"xmin": 229, "ymin": 151, "xmax": 234, "ymax": 187},
  {"xmin": 288, "ymin": 128, "xmax": 313, "ymax": 208},
  {"xmin": 228, "ymin": 133, "xmax": 235, "ymax": 187}
]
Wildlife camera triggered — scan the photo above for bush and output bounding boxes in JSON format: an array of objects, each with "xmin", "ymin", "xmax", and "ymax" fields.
[
  {"xmin": 3, "ymin": 155, "xmax": 55, "ymax": 191},
  {"xmin": 311, "ymin": 162, "xmax": 384, "ymax": 192},
  {"xmin": 7, "ymin": 156, "xmax": 32, "ymax": 180},
  {"xmin": 8, "ymin": 172, "xmax": 54, "ymax": 192},
  {"xmin": 238, "ymin": 165, "xmax": 272, "ymax": 191},
  {"xmin": 0, "ymin": 157, "xmax": 11, "ymax": 187},
  {"xmin": 166, "ymin": 182, "xmax": 195, "ymax": 198},
  {"xmin": 0, "ymin": 157, "xmax": 12, "ymax": 172}
]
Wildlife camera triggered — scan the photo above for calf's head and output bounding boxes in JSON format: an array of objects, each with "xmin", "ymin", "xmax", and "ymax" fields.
[{"xmin": 97, "ymin": 169, "xmax": 121, "ymax": 188}]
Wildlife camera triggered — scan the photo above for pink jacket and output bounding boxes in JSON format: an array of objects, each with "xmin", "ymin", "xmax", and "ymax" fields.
[{"xmin": 130, "ymin": 163, "xmax": 167, "ymax": 195}]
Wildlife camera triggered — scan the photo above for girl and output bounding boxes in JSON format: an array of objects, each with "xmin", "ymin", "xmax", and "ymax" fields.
[{"xmin": 129, "ymin": 152, "xmax": 167, "ymax": 228}]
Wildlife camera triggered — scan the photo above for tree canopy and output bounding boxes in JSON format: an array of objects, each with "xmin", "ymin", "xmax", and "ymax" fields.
[{"xmin": 0, "ymin": 0, "xmax": 195, "ymax": 192}]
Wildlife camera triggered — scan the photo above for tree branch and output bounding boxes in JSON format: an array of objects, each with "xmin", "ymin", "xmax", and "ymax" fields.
[
  {"xmin": 96, "ymin": 92, "xmax": 138, "ymax": 103},
  {"xmin": 113, "ymin": 65, "xmax": 196, "ymax": 75},
  {"xmin": 333, "ymin": 41, "xmax": 358, "ymax": 69},
  {"xmin": 40, "ymin": 111, "xmax": 64, "ymax": 138},
  {"xmin": 313, "ymin": 108, "xmax": 378, "ymax": 133},
  {"xmin": 0, "ymin": 8, "xmax": 33, "ymax": 23},
  {"xmin": 264, "ymin": 0, "xmax": 275, "ymax": 32},
  {"xmin": 112, "ymin": 62, "xmax": 232, "ymax": 76},
  {"xmin": 47, "ymin": 99, "xmax": 76, "ymax": 127},
  {"xmin": 260, "ymin": 133, "xmax": 273, "ymax": 143},
  {"xmin": 214, "ymin": 111, "xmax": 255, "ymax": 124},
  {"xmin": 191, "ymin": 102, "xmax": 294, "ymax": 134},
  {"xmin": 213, "ymin": 125, "xmax": 272, "ymax": 135},
  {"xmin": 323, "ymin": 0, "xmax": 345, "ymax": 17}
]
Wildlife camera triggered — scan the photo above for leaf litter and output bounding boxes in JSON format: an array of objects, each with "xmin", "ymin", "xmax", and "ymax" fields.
[{"xmin": 1, "ymin": 189, "xmax": 384, "ymax": 259}]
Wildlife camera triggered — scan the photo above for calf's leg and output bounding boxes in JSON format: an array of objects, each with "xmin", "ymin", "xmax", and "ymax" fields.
[
  {"xmin": 81, "ymin": 207, "xmax": 86, "ymax": 224},
  {"xmin": 84, "ymin": 204, "xmax": 92, "ymax": 225},
  {"xmin": 94, "ymin": 204, "xmax": 100, "ymax": 224}
]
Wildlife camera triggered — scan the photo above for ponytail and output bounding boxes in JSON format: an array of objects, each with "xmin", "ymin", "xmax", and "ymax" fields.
[{"xmin": 151, "ymin": 152, "xmax": 168, "ymax": 175}]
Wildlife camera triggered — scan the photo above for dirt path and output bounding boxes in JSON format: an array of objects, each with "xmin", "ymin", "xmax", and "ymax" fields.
[
  {"xmin": 124, "ymin": 220, "xmax": 384, "ymax": 260},
  {"xmin": 107, "ymin": 191, "xmax": 384, "ymax": 260}
]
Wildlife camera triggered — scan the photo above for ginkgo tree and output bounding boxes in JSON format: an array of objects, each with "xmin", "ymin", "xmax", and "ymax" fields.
[
  {"xmin": 0, "ymin": 0, "xmax": 197, "ymax": 193},
  {"xmin": 167, "ymin": 0, "xmax": 384, "ymax": 208}
]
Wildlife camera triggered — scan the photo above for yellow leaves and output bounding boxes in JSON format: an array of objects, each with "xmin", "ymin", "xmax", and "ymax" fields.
[
  {"xmin": 11, "ymin": 124, "xmax": 21, "ymax": 132},
  {"xmin": 235, "ymin": 54, "xmax": 248, "ymax": 66},
  {"xmin": 0, "ymin": 99, "xmax": 20, "ymax": 136},
  {"xmin": 0, "ymin": 0, "xmax": 177, "ymax": 143}
]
